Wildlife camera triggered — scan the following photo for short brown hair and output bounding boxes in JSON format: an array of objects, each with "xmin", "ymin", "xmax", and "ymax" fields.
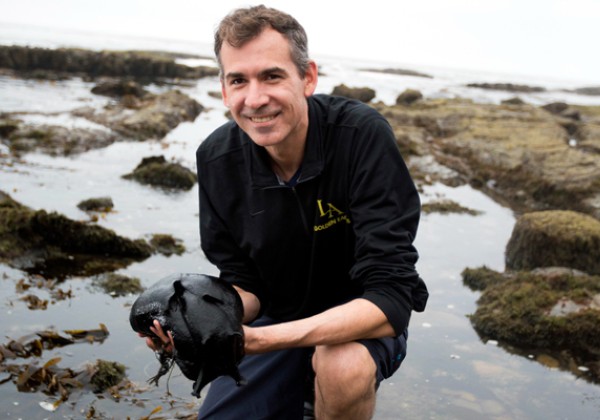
[{"xmin": 214, "ymin": 5, "xmax": 310, "ymax": 77}]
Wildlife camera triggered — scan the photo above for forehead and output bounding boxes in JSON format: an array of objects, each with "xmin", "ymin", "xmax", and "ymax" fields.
[{"xmin": 220, "ymin": 28, "xmax": 295, "ymax": 75}]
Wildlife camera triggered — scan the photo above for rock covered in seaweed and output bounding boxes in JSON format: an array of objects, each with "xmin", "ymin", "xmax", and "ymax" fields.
[
  {"xmin": 0, "ymin": 45, "xmax": 219, "ymax": 80},
  {"xmin": 0, "ymin": 191, "xmax": 151, "ymax": 277},
  {"xmin": 462, "ymin": 266, "xmax": 600, "ymax": 382},
  {"xmin": 73, "ymin": 90, "xmax": 203, "ymax": 140},
  {"xmin": 505, "ymin": 210, "xmax": 600, "ymax": 275},
  {"xmin": 2, "ymin": 121, "xmax": 117, "ymax": 156},
  {"xmin": 122, "ymin": 155, "xmax": 196, "ymax": 190},
  {"xmin": 331, "ymin": 84, "xmax": 376, "ymax": 103},
  {"xmin": 373, "ymin": 98, "xmax": 600, "ymax": 219}
]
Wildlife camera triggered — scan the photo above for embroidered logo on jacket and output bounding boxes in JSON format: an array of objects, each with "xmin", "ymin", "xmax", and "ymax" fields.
[{"xmin": 314, "ymin": 199, "xmax": 351, "ymax": 232}]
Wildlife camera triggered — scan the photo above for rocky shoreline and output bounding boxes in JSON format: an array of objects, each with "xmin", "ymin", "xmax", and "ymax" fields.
[{"xmin": 2, "ymin": 44, "xmax": 600, "ymax": 410}]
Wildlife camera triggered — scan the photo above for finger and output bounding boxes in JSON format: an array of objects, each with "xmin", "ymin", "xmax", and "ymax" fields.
[{"xmin": 150, "ymin": 320, "xmax": 168, "ymax": 341}]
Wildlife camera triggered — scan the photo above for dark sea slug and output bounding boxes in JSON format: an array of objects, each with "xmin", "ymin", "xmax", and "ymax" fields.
[{"xmin": 129, "ymin": 273, "xmax": 245, "ymax": 397}]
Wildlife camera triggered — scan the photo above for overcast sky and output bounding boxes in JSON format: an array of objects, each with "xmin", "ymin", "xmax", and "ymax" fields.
[{"xmin": 1, "ymin": 0, "xmax": 599, "ymax": 84}]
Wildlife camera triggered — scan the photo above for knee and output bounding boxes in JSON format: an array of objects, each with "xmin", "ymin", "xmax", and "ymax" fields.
[{"xmin": 312, "ymin": 342, "xmax": 376, "ymax": 398}]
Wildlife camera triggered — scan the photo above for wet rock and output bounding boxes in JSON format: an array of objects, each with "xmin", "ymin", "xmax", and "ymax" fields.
[
  {"xmin": 374, "ymin": 98, "xmax": 600, "ymax": 218},
  {"xmin": 542, "ymin": 102, "xmax": 569, "ymax": 115},
  {"xmin": 93, "ymin": 273, "xmax": 144, "ymax": 297},
  {"xmin": 0, "ymin": 45, "xmax": 219, "ymax": 80},
  {"xmin": 463, "ymin": 265, "xmax": 600, "ymax": 381},
  {"xmin": 0, "ymin": 115, "xmax": 20, "ymax": 137},
  {"xmin": 149, "ymin": 234, "xmax": 186, "ymax": 256},
  {"xmin": 466, "ymin": 82, "xmax": 546, "ymax": 93},
  {"xmin": 501, "ymin": 97, "xmax": 526, "ymax": 106},
  {"xmin": 505, "ymin": 210, "xmax": 600, "ymax": 274},
  {"xmin": 422, "ymin": 199, "xmax": 482, "ymax": 215},
  {"xmin": 91, "ymin": 79, "xmax": 148, "ymax": 98},
  {"xmin": 73, "ymin": 90, "xmax": 203, "ymax": 140},
  {"xmin": 569, "ymin": 104, "xmax": 600, "ymax": 155},
  {"xmin": 0, "ymin": 191, "xmax": 151, "ymax": 277},
  {"xmin": 462, "ymin": 266, "xmax": 511, "ymax": 291},
  {"xmin": 122, "ymin": 155, "xmax": 196, "ymax": 190},
  {"xmin": 77, "ymin": 197, "xmax": 114, "ymax": 212},
  {"xmin": 331, "ymin": 84, "xmax": 376, "ymax": 103},
  {"xmin": 407, "ymin": 155, "xmax": 465, "ymax": 187},
  {"xmin": 90, "ymin": 360, "xmax": 127, "ymax": 392},
  {"xmin": 570, "ymin": 86, "xmax": 600, "ymax": 96},
  {"xmin": 4, "ymin": 123, "xmax": 116, "ymax": 156},
  {"xmin": 361, "ymin": 67, "xmax": 433, "ymax": 79},
  {"xmin": 396, "ymin": 89, "xmax": 423, "ymax": 106}
]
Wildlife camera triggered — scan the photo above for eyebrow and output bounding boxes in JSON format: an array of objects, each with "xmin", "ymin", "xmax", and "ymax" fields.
[{"xmin": 224, "ymin": 66, "xmax": 288, "ymax": 81}]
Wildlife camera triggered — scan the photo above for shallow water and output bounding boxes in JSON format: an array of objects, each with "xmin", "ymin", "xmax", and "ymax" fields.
[{"xmin": 2, "ymin": 49, "xmax": 600, "ymax": 419}]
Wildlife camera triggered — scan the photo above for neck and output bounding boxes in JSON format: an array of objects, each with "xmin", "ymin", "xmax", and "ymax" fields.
[{"xmin": 266, "ymin": 139, "xmax": 306, "ymax": 181}]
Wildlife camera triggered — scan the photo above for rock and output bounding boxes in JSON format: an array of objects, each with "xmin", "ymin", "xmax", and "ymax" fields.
[
  {"xmin": 505, "ymin": 210, "xmax": 600, "ymax": 274},
  {"xmin": 91, "ymin": 79, "xmax": 148, "ymax": 98},
  {"xmin": 149, "ymin": 233, "xmax": 186, "ymax": 256},
  {"xmin": 462, "ymin": 266, "xmax": 512, "ymax": 291},
  {"xmin": 570, "ymin": 86, "xmax": 600, "ymax": 96},
  {"xmin": 0, "ymin": 116, "xmax": 20, "ymax": 137},
  {"xmin": 90, "ymin": 360, "xmax": 127, "ymax": 392},
  {"xmin": 466, "ymin": 83, "xmax": 546, "ymax": 93},
  {"xmin": 542, "ymin": 102, "xmax": 569, "ymax": 115},
  {"xmin": 4, "ymin": 124, "xmax": 116, "ymax": 156},
  {"xmin": 0, "ymin": 45, "xmax": 219, "ymax": 80},
  {"xmin": 93, "ymin": 273, "xmax": 144, "ymax": 297},
  {"xmin": 74, "ymin": 90, "xmax": 203, "ymax": 140},
  {"xmin": 422, "ymin": 199, "xmax": 482, "ymax": 215},
  {"xmin": 464, "ymin": 265, "xmax": 600, "ymax": 379},
  {"xmin": 396, "ymin": 89, "xmax": 423, "ymax": 106},
  {"xmin": 122, "ymin": 155, "xmax": 196, "ymax": 190},
  {"xmin": 373, "ymin": 98, "xmax": 600, "ymax": 218},
  {"xmin": 501, "ymin": 97, "xmax": 526, "ymax": 106},
  {"xmin": 77, "ymin": 197, "xmax": 114, "ymax": 212},
  {"xmin": 0, "ymin": 190, "xmax": 151, "ymax": 277},
  {"xmin": 331, "ymin": 84, "xmax": 376, "ymax": 103},
  {"xmin": 361, "ymin": 67, "xmax": 433, "ymax": 79}
]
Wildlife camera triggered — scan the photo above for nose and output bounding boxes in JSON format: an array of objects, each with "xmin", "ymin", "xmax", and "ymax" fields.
[{"xmin": 244, "ymin": 81, "xmax": 269, "ymax": 109}]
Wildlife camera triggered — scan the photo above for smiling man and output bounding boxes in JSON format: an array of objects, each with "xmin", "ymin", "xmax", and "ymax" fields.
[{"xmin": 192, "ymin": 5, "xmax": 428, "ymax": 419}]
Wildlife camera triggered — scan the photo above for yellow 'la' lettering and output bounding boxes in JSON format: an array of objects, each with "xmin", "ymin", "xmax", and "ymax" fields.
[{"xmin": 317, "ymin": 200, "xmax": 345, "ymax": 219}]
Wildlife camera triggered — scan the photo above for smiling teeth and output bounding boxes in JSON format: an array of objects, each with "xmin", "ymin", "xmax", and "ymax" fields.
[{"xmin": 251, "ymin": 115, "xmax": 275, "ymax": 123}]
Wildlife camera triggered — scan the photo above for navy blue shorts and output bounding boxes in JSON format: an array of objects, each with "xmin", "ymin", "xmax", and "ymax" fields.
[{"xmin": 197, "ymin": 316, "xmax": 408, "ymax": 420}]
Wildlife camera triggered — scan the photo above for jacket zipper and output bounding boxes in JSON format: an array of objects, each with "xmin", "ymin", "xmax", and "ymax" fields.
[{"xmin": 290, "ymin": 186, "xmax": 310, "ymax": 236}]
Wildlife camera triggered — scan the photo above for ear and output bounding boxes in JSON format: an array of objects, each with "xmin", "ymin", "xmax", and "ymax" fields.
[{"xmin": 303, "ymin": 60, "xmax": 318, "ymax": 97}]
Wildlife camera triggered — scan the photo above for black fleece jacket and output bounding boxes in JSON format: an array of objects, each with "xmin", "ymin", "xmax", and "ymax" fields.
[{"xmin": 196, "ymin": 94, "xmax": 428, "ymax": 335}]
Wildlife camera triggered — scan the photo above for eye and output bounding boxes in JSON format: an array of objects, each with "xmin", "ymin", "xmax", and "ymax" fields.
[{"xmin": 266, "ymin": 73, "xmax": 282, "ymax": 81}]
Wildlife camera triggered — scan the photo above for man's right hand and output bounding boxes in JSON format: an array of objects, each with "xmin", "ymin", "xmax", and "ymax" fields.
[{"xmin": 138, "ymin": 319, "xmax": 175, "ymax": 353}]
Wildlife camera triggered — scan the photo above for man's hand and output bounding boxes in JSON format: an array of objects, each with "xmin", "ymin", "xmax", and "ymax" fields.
[{"xmin": 138, "ymin": 319, "xmax": 175, "ymax": 353}]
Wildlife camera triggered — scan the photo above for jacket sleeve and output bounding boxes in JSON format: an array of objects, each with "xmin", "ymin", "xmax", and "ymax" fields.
[
  {"xmin": 348, "ymin": 114, "xmax": 428, "ymax": 336},
  {"xmin": 197, "ymin": 149, "xmax": 268, "ymax": 313}
]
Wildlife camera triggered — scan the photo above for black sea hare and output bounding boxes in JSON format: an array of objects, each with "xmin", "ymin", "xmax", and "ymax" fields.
[{"xmin": 129, "ymin": 273, "xmax": 245, "ymax": 397}]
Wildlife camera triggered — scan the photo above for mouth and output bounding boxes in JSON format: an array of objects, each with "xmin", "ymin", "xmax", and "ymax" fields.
[{"xmin": 248, "ymin": 113, "xmax": 278, "ymax": 124}]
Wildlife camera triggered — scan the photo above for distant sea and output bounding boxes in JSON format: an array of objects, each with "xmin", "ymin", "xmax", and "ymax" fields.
[{"xmin": 2, "ymin": 21, "xmax": 600, "ymax": 108}]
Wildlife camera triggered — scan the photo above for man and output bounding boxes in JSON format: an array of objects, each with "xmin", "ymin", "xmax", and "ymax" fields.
[{"xmin": 148, "ymin": 5, "xmax": 427, "ymax": 419}]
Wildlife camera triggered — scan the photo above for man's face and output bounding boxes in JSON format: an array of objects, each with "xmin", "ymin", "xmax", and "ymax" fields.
[{"xmin": 220, "ymin": 28, "xmax": 317, "ymax": 150}]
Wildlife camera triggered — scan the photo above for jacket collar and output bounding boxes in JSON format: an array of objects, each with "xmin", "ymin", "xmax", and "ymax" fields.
[{"xmin": 246, "ymin": 96, "xmax": 324, "ymax": 189}]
